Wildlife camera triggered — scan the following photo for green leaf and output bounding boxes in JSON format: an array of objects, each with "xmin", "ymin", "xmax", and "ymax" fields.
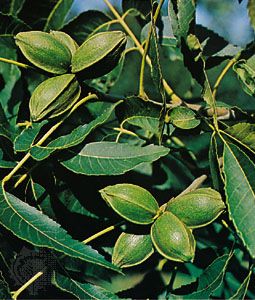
[
  {"xmin": 44, "ymin": 0, "xmax": 74, "ymax": 31},
  {"xmin": 18, "ymin": 0, "xmax": 60, "ymax": 29},
  {"xmin": 170, "ymin": 253, "xmax": 232, "ymax": 299},
  {"xmin": 0, "ymin": 36, "xmax": 21, "ymax": 120},
  {"xmin": 30, "ymin": 101, "xmax": 121, "ymax": 161},
  {"xmin": 63, "ymin": 10, "xmax": 111, "ymax": 45},
  {"xmin": 0, "ymin": 187, "xmax": 118, "ymax": 271},
  {"xmin": 182, "ymin": 33, "xmax": 215, "ymax": 108},
  {"xmin": 31, "ymin": 180, "xmax": 55, "ymax": 219},
  {"xmin": 229, "ymin": 269, "xmax": 252, "ymax": 300},
  {"xmin": 14, "ymin": 121, "xmax": 47, "ymax": 152},
  {"xmin": 58, "ymin": 188, "xmax": 99, "ymax": 219},
  {"xmin": 100, "ymin": 183, "xmax": 159, "ymax": 225},
  {"xmin": 0, "ymin": 124, "xmax": 17, "ymax": 142},
  {"xmin": 61, "ymin": 142, "xmax": 169, "ymax": 176},
  {"xmin": 223, "ymin": 142, "xmax": 255, "ymax": 258},
  {"xmin": 168, "ymin": 0, "xmax": 195, "ymax": 41},
  {"xmin": 0, "ymin": 149, "xmax": 16, "ymax": 168},
  {"xmin": 169, "ymin": 106, "xmax": 200, "ymax": 129},
  {"xmin": 248, "ymin": 0, "xmax": 255, "ymax": 31},
  {"xmin": 116, "ymin": 96, "xmax": 160, "ymax": 122},
  {"xmin": 195, "ymin": 25, "xmax": 241, "ymax": 68},
  {"xmin": 123, "ymin": 116, "xmax": 160, "ymax": 136},
  {"xmin": 122, "ymin": 0, "xmax": 151, "ymax": 18},
  {"xmin": 233, "ymin": 56, "xmax": 255, "ymax": 96},
  {"xmin": 3, "ymin": 0, "xmax": 26, "ymax": 16},
  {"xmin": 112, "ymin": 233, "xmax": 154, "ymax": 268},
  {"xmin": 0, "ymin": 12, "xmax": 30, "ymax": 34},
  {"xmin": 52, "ymin": 272, "xmax": 120, "ymax": 300},
  {"xmin": 149, "ymin": 14, "xmax": 166, "ymax": 142},
  {"xmin": 224, "ymin": 123, "xmax": 255, "ymax": 154},
  {"xmin": 0, "ymin": 272, "xmax": 10, "ymax": 300},
  {"xmin": 110, "ymin": 50, "xmax": 160, "ymax": 99},
  {"xmin": 209, "ymin": 135, "xmax": 222, "ymax": 191}
]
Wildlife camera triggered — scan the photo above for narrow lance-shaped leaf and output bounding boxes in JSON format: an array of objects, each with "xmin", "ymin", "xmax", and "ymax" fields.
[
  {"xmin": 0, "ymin": 37, "xmax": 22, "ymax": 121},
  {"xmin": 149, "ymin": 11, "xmax": 166, "ymax": 142},
  {"xmin": 63, "ymin": 10, "xmax": 111, "ymax": 45},
  {"xmin": 223, "ymin": 142, "xmax": 255, "ymax": 258},
  {"xmin": 229, "ymin": 269, "xmax": 252, "ymax": 300},
  {"xmin": 30, "ymin": 101, "xmax": 122, "ymax": 161},
  {"xmin": 0, "ymin": 149, "xmax": 16, "ymax": 169},
  {"xmin": 233, "ymin": 58, "xmax": 255, "ymax": 97},
  {"xmin": 0, "ymin": 12, "xmax": 30, "ymax": 34},
  {"xmin": 170, "ymin": 253, "xmax": 233, "ymax": 299},
  {"xmin": 0, "ymin": 272, "xmax": 10, "ymax": 300},
  {"xmin": 0, "ymin": 187, "xmax": 118, "ymax": 271},
  {"xmin": 168, "ymin": 0, "xmax": 195, "ymax": 42},
  {"xmin": 14, "ymin": 121, "xmax": 47, "ymax": 152},
  {"xmin": 44, "ymin": 0, "xmax": 74, "ymax": 31},
  {"xmin": 224, "ymin": 123, "xmax": 255, "ymax": 154},
  {"xmin": 52, "ymin": 272, "xmax": 120, "ymax": 300},
  {"xmin": 61, "ymin": 142, "xmax": 170, "ymax": 176},
  {"xmin": 209, "ymin": 135, "xmax": 222, "ymax": 191}
]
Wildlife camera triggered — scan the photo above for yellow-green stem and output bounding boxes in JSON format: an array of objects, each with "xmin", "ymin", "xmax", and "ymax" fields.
[
  {"xmin": 3, "ymin": 94, "xmax": 98, "ymax": 185},
  {"xmin": 11, "ymin": 269, "xmax": 45, "ymax": 300},
  {"xmin": 0, "ymin": 57, "xmax": 32, "ymax": 69},
  {"xmin": 103, "ymin": 0, "xmax": 182, "ymax": 104},
  {"xmin": 213, "ymin": 56, "xmax": 239, "ymax": 98},
  {"xmin": 138, "ymin": 0, "xmax": 164, "ymax": 99},
  {"xmin": 10, "ymin": 223, "xmax": 121, "ymax": 299},
  {"xmin": 82, "ymin": 224, "xmax": 117, "ymax": 244}
]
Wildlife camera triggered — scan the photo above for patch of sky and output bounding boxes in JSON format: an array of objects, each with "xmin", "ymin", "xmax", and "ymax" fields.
[{"xmin": 67, "ymin": 0, "xmax": 254, "ymax": 46}]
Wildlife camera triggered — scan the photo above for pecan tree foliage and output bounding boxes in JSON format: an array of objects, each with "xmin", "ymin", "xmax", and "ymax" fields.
[{"xmin": 0, "ymin": 0, "xmax": 255, "ymax": 299}]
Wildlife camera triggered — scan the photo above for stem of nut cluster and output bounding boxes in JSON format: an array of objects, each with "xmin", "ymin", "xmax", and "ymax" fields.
[
  {"xmin": 103, "ymin": 0, "xmax": 182, "ymax": 104},
  {"xmin": 178, "ymin": 174, "xmax": 207, "ymax": 197},
  {"xmin": 2, "ymin": 94, "xmax": 98, "ymax": 185},
  {"xmin": 0, "ymin": 57, "xmax": 32, "ymax": 69}
]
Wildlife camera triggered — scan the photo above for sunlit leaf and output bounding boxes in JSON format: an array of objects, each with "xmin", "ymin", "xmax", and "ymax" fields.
[
  {"xmin": 224, "ymin": 123, "xmax": 255, "ymax": 154},
  {"xmin": 169, "ymin": 106, "xmax": 200, "ymax": 129},
  {"xmin": 61, "ymin": 142, "xmax": 169, "ymax": 176}
]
